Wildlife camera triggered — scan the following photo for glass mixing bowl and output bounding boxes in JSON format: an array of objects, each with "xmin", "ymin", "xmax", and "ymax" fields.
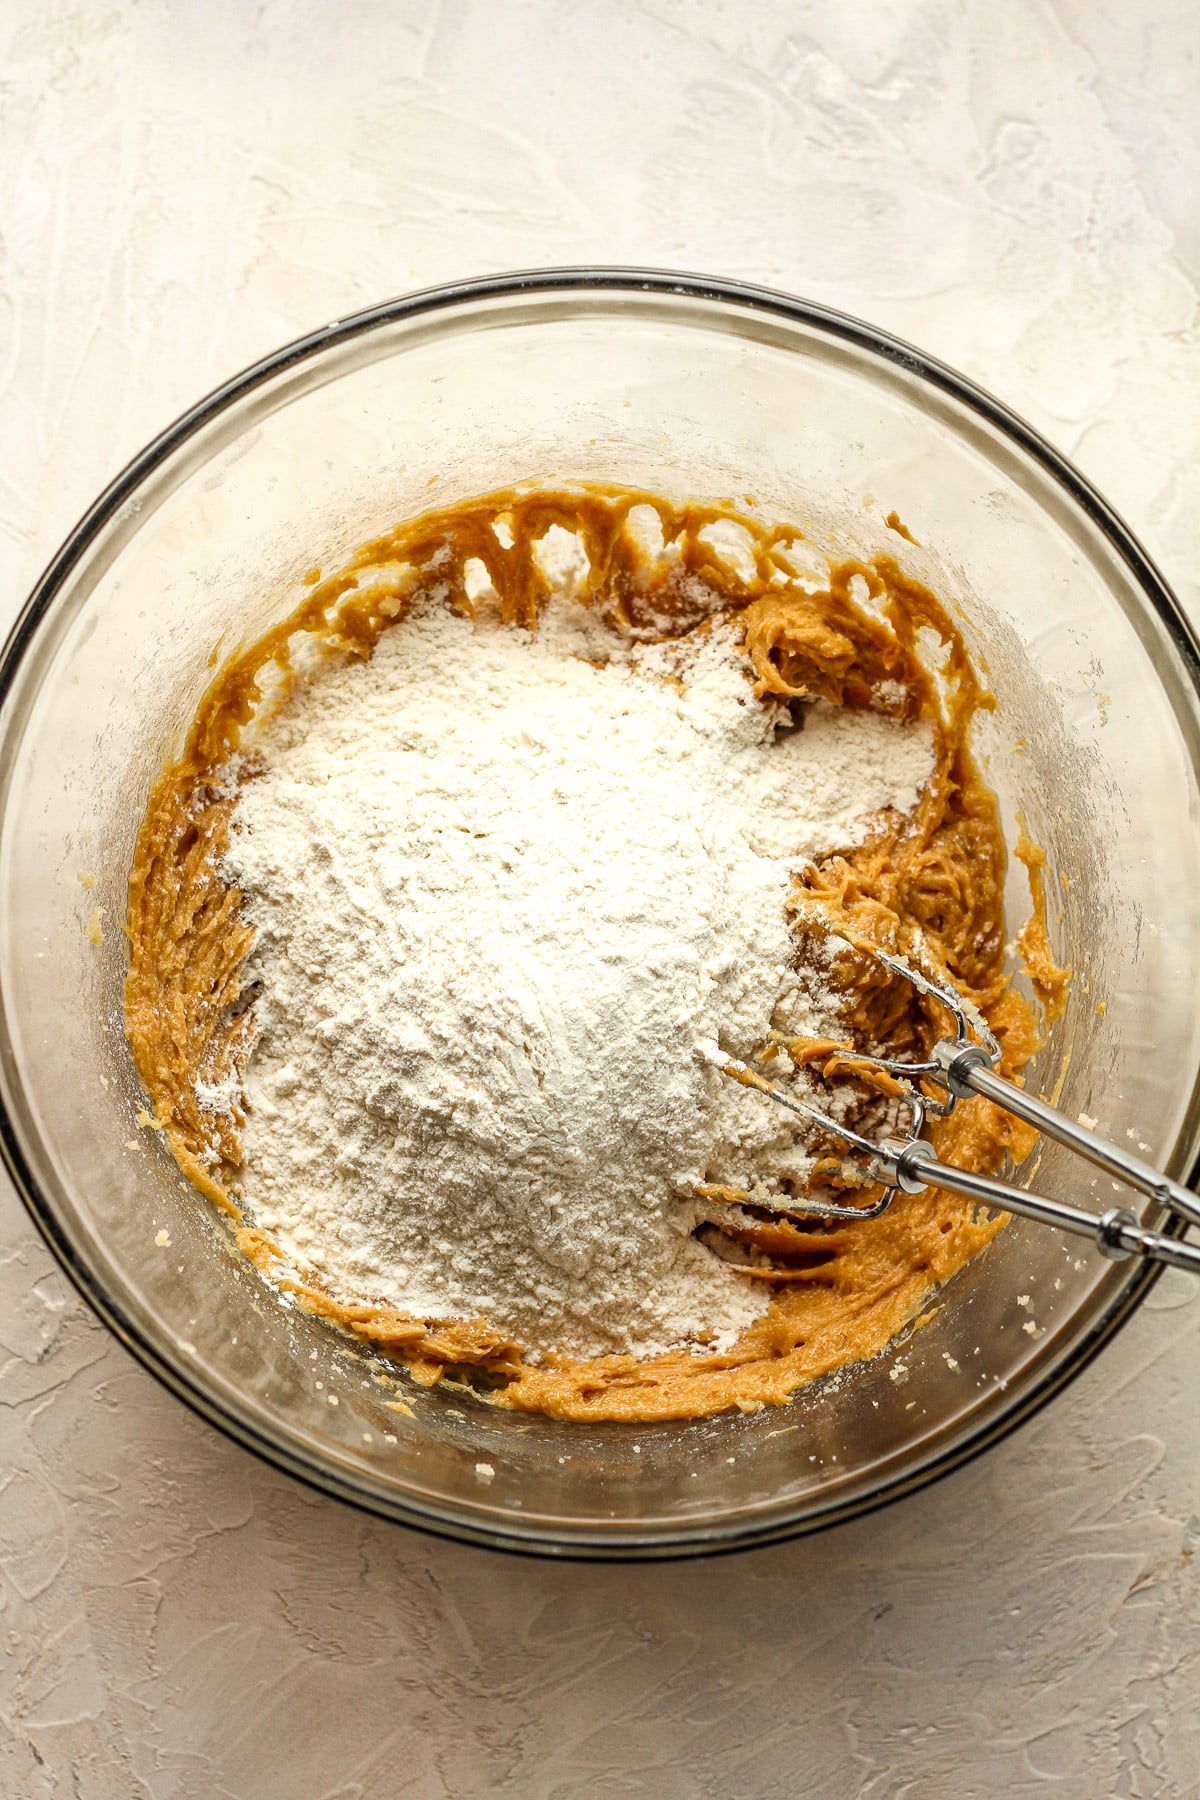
[{"xmin": 3, "ymin": 269, "xmax": 1199, "ymax": 1559}]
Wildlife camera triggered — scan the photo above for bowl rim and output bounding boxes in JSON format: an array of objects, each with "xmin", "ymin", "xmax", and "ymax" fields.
[{"xmin": 2, "ymin": 264, "xmax": 1197, "ymax": 1560}]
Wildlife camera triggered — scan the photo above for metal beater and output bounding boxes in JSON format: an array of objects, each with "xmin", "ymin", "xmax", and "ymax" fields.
[{"xmin": 710, "ymin": 946, "xmax": 1200, "ymax": 1275}]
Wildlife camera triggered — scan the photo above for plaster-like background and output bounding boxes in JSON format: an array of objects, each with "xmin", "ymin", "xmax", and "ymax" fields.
[{"xmin": 2, "ymin": 3, "xmax": 1198, "ymax": 1794}]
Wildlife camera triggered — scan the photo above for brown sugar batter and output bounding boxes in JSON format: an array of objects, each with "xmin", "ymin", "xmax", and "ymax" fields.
[{"xmin": 125, "ymin": 483, "xmax": 1056, "ymax": 1422}]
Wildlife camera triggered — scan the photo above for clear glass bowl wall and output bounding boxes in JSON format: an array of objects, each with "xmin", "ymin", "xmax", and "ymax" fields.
[{"xmin": 3, "ymin": 275, "xmax": 1199, "ymax": 1556}]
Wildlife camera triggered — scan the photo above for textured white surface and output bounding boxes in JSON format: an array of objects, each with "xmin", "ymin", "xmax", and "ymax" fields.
[{"xmin": 1, "ymin": 2, "xmax": 1198, "ymax": 1794}]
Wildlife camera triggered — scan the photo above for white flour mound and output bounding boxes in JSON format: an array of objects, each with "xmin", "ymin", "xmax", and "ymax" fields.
[{"xmin": 221, "ymin": 597, "xmax": 933, "ymax": 1361}]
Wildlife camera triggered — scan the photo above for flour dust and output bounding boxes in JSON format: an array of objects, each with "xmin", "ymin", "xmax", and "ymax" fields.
[{"xmin": 218, "ymin": 591, "xmax": 933, "ymax": 1361}]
